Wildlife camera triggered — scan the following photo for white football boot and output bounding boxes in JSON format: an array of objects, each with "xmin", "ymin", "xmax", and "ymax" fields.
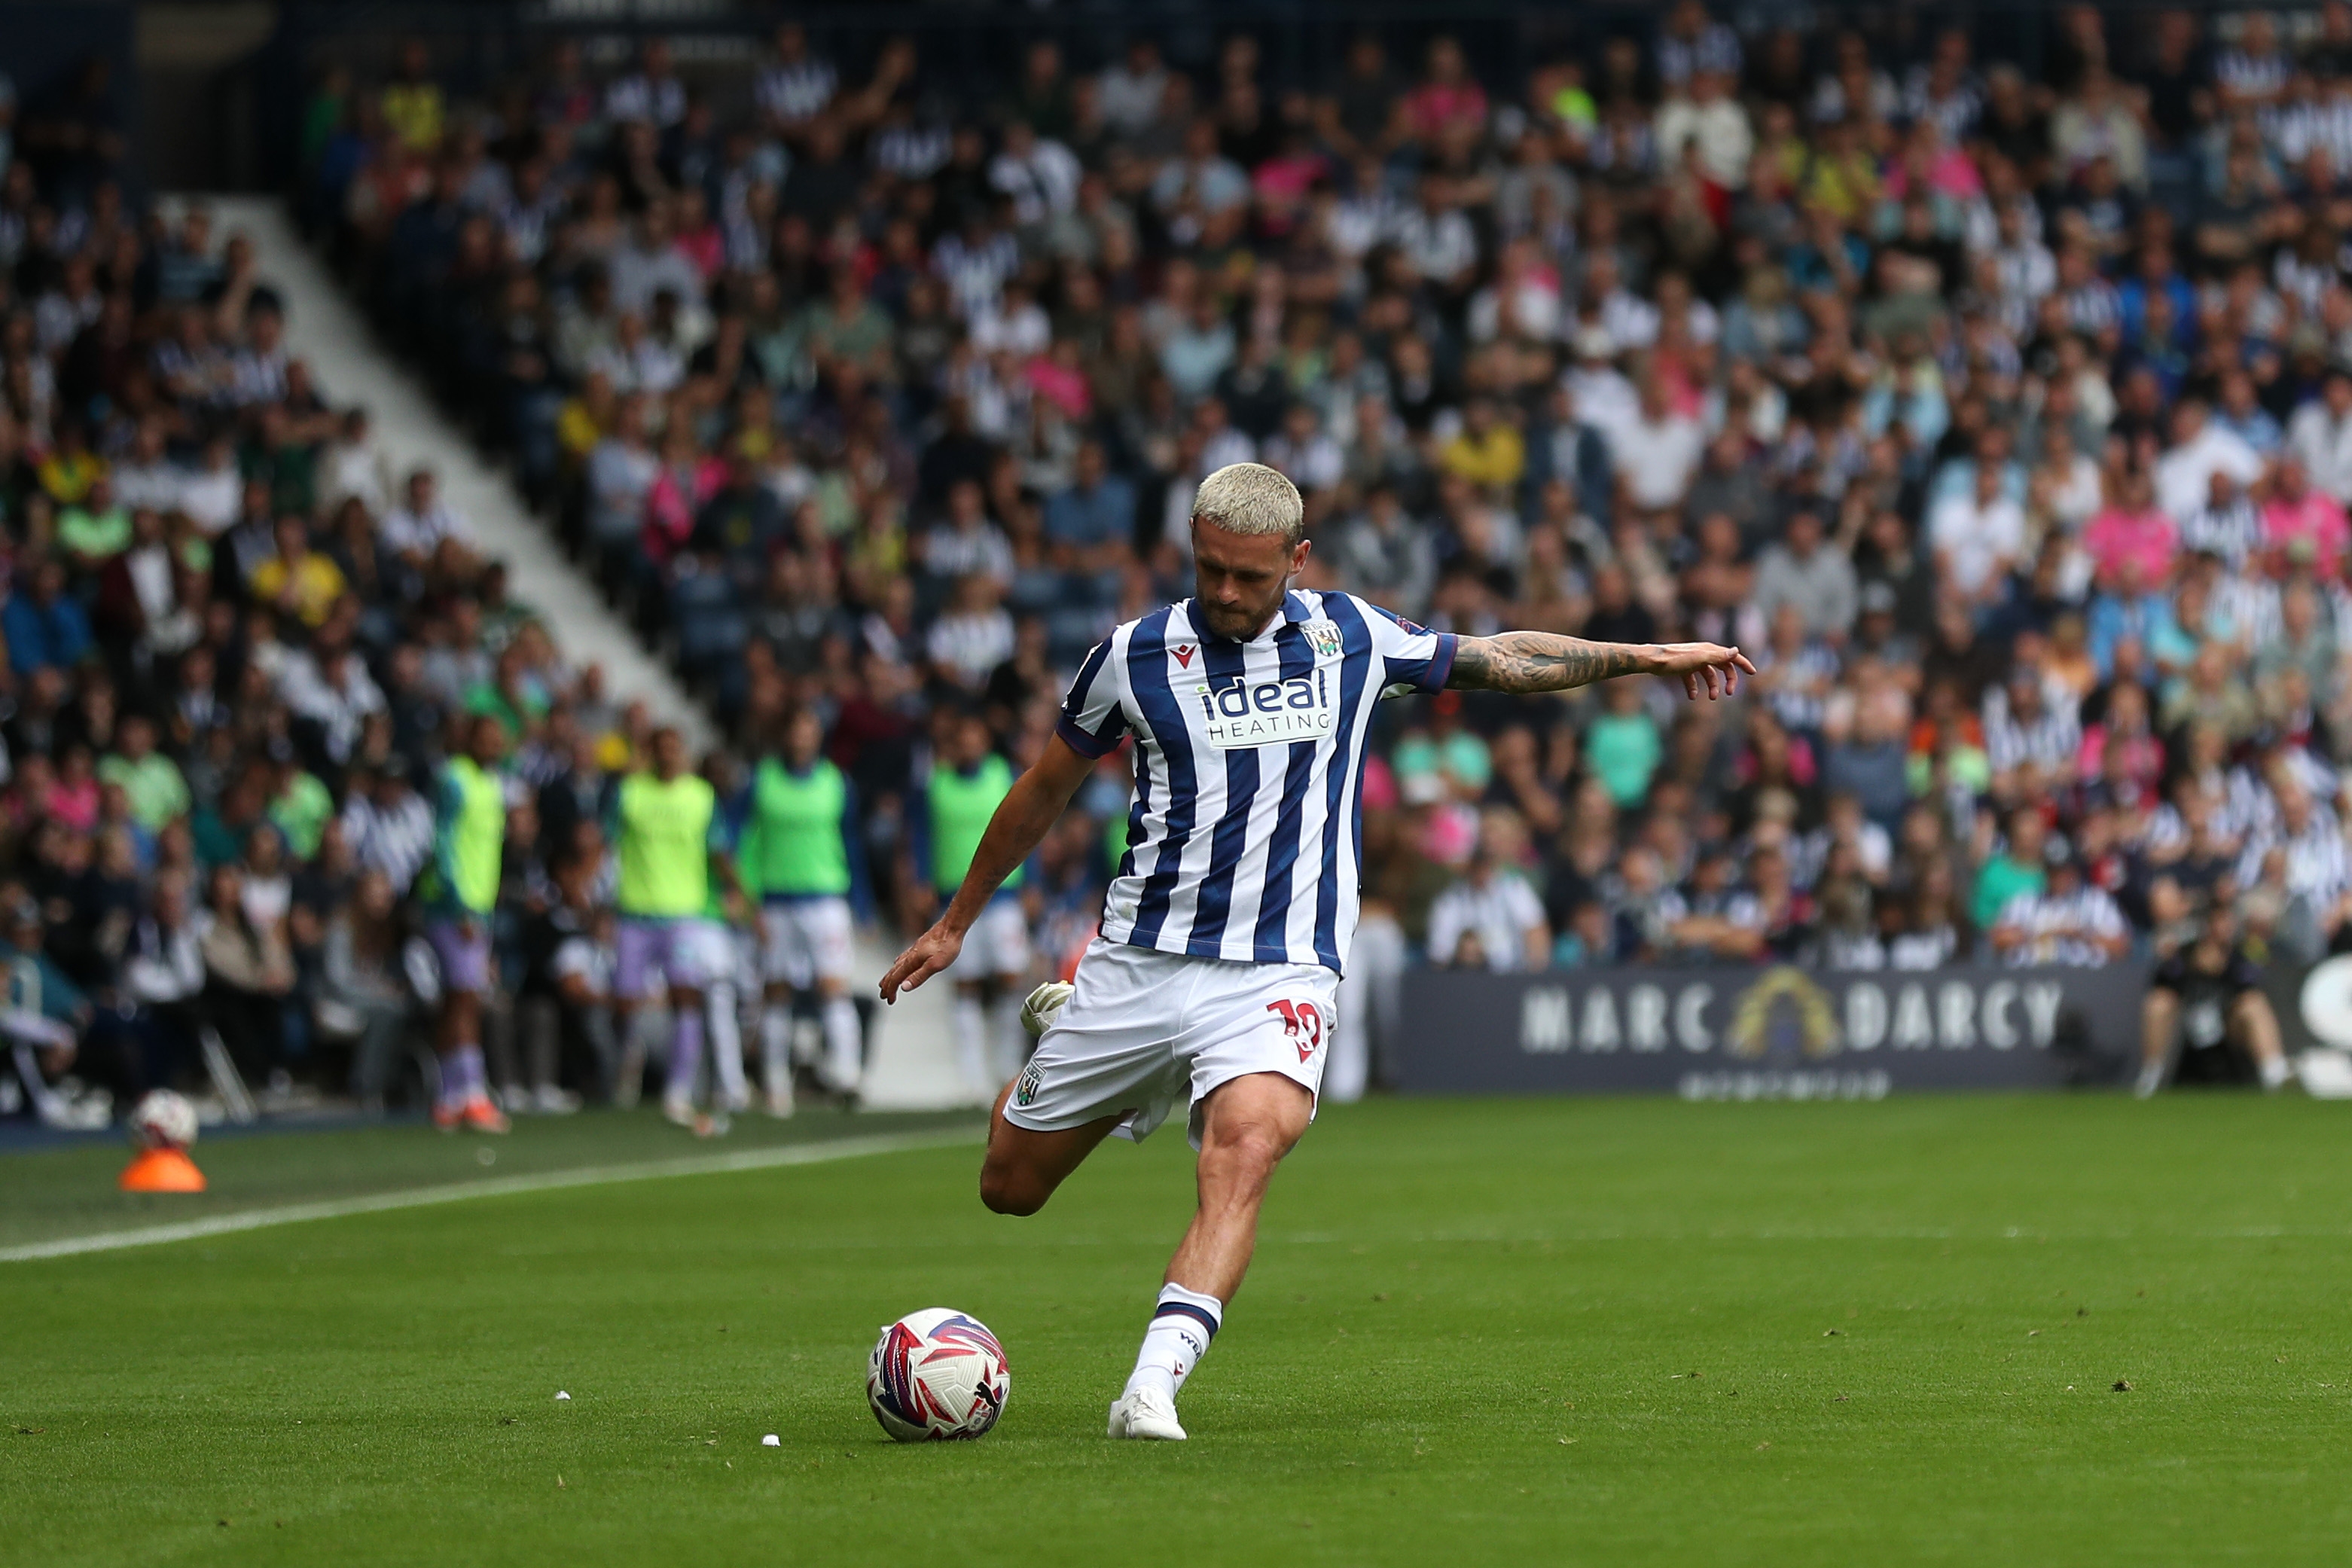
[
  {"xmin": 1020, "ymin": 981, "xmax": 1074, "ymax": 1040},
  {"xmin": 1106, "ymin": 1385, "xmax": 1188, "ymax": 1441}
]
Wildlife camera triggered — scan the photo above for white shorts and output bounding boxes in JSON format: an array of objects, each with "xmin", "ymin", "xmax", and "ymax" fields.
[
  {"xmin": 761, "ymin": 897, "xmax": 856, "ymax": 989},
  {"xmin": 946, "ymin": 897, "xmax": 1032, "ymax": 981},
  {"xmin": 680, "ymin": 919, "xmax": 740, "ymax": 992},
  {"xmin": 1004, "ymin": 938, "xmax": 1336, "ymax": 1149}
]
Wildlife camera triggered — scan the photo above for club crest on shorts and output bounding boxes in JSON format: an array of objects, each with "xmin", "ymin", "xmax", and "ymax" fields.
[
  {"xmin": 1302, "ymin": 619, "xmax": 1343, "ymax": 659},
  {"xmin": 1014, "ymin": 1059, "xmax": 1044, "ymax": 1107}
]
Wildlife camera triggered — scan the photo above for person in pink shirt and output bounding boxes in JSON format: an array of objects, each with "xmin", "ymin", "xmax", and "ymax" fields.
[
  {"xmin": 2260, "ymin": 457, "xmax": 2350, "ymax": 574},
  {"xmin": 2083, "ymin": 468, "xmax": 2179, "ymax": 587},
  {"xmin": 1881, "ymin": 117, "xmax": 1985, "ymax": 202},
  {"xmin": 1403, "ymin": 36, "xmax": 1488, "ymax": 143}
]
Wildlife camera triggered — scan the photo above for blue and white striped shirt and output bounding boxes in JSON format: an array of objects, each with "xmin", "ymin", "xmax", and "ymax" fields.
[{"xmin": 1057, "ymin": 590, "xmax": 1456, "ymax": 975}]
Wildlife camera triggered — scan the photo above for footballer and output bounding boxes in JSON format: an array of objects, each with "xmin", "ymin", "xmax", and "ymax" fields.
[{"xmin": 882, "ymin": 462, "xmax": 1753, "ymax": 1440}]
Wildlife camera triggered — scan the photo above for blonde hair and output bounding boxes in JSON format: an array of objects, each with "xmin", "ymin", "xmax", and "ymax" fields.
[{"xmin": 1191, "ymin": 462, "xmax": 1304, "ymax": 548}]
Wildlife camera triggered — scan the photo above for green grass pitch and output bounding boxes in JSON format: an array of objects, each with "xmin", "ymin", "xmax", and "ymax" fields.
[{"xmin": 9, "ymin": 1094, "xmax": 2352, "ymax": 1566}]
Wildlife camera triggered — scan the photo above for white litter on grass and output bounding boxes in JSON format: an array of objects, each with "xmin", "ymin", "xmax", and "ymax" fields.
[
  {"xmin": 555, "ymin": 1391, "xmax": 571, "ymax": 1402},
  {"xmin": 761, "ymin": 1434, "xmax": 779, "ymax": 1447}
]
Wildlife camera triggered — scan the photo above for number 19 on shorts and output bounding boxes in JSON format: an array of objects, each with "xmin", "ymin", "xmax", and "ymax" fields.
[{"xmin": 1266, "ymin": 1000, "xmax": 1324, "ymax": 1063}]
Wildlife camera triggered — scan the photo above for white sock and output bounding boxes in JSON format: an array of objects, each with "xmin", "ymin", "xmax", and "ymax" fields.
[
  {"xmin": 822, "ymin": 996, "xmax": 862, "ymax": 1093},
  {"xmin": 987, "ymin": 992, "xmax": 1027, "ymax": 1085},
  {"xmin": 2261, "ymin": 1054, "xmax": 2294, "ymax": 1091},
  {"xmin": 1122, "ymin": 1283, "xmax": 1222, "ymax": 1405},
  {"xmin": 760, "ymin": 1004, "xmax": 792, "ymax": 1093},
  {"xmin": 667, "ymin": 1007, "xmax": 703, "ymax": 1109},
  {"xmin": 953, "ymin": 993, "xmax": 987, "ymax": 1096},
  {"xmin": 707, "ymin": 983, "xmax": 746, "ymax": 1106}
]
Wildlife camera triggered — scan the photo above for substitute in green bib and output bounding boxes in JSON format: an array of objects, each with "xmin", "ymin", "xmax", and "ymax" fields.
[
  {"xmin": 737, "ymin": 706, "xmax": 874, "ymax": 1113},
  {"xmin": 421, "ymin": 714, "xmax": 511, "ymax": 1133},
  {"xmin": 609, "ymin": 726, "xmax": 737, "ymax": 1127},
  {"xmin": 911, "ymin": 709, "xmax": 1033, "ymax": 1099}
]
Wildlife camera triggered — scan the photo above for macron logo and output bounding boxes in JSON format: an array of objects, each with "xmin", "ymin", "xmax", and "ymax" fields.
[{"xmin": 1173, "ymin": 645, "xmax": 1195, "ymax": 669}]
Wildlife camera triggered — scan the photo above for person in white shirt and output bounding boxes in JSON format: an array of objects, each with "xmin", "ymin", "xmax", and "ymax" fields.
[
  {"xmin": 318, "ymin": 407, "xmax": 390, "ymax": 519},
  {"xmin": 381, "ymin": 467, "xmax": 472, "ymax": 566},
  {"xmin": 606, "ymin": 203, "xmax": 704, "ymax": 315},
  {"xmin": 2155, "ymin": 398, "xmax": 2263, "ymax": 523},
  {"xmin": 1929, "ymin": 460, "xmax": 2027, "ymax": 606},
  {"xmin": 1467, "ymin": 236, "xmax": 1563, "ymax": 344},
  {"xmin": 968, "ymin": 279, "xmax": 1051, "ymax": 358},
  {"xmin": 2287, "ymin": 368, "xmax": 2352, "ymax": 505},
  {"xmin": 1426, "ymin": 816, "xmax": 1551, "ymax": 972},
  {"xmin": 1610, "ymin": 379, "xmax": 1704, "ymax": 511},
  {"xmin": 1390, "ymin": 175, "xmax": 1478, "ymax": 292},
  {"xmin": 989, "ymin": 121, "xmax": 1081, "ymax": 226},
  {"xmin": 1654, "ymin": 69, "xmax": 1753, "ymax": 189},
  {"xmin": 1588, "ymin": 252, "xmax": 1661, "ymax": 351},
  {"xmin": 178, "ymin": 435, "xmax": 241, "ymax": 536},
  {"xmin": 1563, "ymin": 331, "xmax": 1640, "ymax": 449},
  {"xmin": 1097, "ymin": 39, "xmax": 1170, "ymax": 136},
  {"xmin": 1259, "ymin": 402, "xmax": 1345, "ymax": 495},
  {"xmin": 281, "ymin": 640, "xmax": 389, "ymax": 766},
  {"xmin": 110, "ymin": 420, "xmax": 183, "ymax": 514}
]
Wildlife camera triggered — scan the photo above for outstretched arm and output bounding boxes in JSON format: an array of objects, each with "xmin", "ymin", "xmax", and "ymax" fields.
[
  {"xmin": 878, "ymin": 734, "xmax": 1094, "ymax": 1002},
  {"xmin": 1447, "ymin": 633, "xmax": 1756, "ymax": 700}
]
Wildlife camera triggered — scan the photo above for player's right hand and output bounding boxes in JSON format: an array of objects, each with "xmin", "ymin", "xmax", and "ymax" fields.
[{"xmin": 880, "ymin": 922, "xmax": 962, "ymax": 1004}]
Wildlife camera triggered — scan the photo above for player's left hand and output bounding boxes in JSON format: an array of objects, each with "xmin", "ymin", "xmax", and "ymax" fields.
[
  {"xmin": 880, "ymin": 921, "xmax": 964, "ymax": 1005},
  {"xmin": 1652, "ymin": 643, "xmax": 1758, "ymax": 700}
]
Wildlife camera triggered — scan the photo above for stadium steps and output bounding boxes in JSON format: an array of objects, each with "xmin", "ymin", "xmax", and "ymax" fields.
[
  {"xmin": 207, "ymin": 196, "xmax": 712, "ymax": 745},
  {"xmin": 208, "ymin": 197, "xmax": 975, "ymax": 1112}
]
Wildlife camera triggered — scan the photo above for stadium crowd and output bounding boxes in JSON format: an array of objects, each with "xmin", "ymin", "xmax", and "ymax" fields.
[
  {"xmin": 0, "ymin": 77, "xmax": 681, "ymax": 1129},
  {"xmin": 17, "ymin": 3, "xmax": 2352, "ymax": 1126},
  {"xmin": 306, "ymin": 10, "xmax": 2352, "ymax": 983}
]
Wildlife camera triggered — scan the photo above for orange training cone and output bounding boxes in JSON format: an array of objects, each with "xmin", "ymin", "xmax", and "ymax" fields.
[{"xmin": 119, "ymin": 1146, "xmax": 206, "ymax": 1192}]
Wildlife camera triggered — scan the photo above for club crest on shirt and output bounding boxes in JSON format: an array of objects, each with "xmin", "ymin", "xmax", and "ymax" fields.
[{"xmin": 1301, "ymin": 619, "xmax": 1344, "ymax": 659}]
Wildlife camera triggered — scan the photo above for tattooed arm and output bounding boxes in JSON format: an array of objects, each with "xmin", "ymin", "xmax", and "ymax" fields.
[{"xmin": 1447, "ymin": 633, "xmax": 1758, "ymax": 700}]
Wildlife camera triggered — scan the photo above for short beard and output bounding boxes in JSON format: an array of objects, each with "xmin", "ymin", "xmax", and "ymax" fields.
[{"xmin": 1197, "ymin": 598, "xmax": 1276, "ymax": 641}]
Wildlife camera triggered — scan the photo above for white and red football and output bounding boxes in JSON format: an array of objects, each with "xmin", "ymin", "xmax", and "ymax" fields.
[
  {"xmin": 866, "ymin": 1307, "xmax": 1011, "ymax": 1441},
  {"xmin": 128, "ymin": 1089, "xmax": 199, "ymax": 1152}
]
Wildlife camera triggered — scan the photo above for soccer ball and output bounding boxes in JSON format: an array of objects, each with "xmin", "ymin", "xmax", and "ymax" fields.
[
  {"xmin": 866, "ymin": 1307, "xmax": 1011, "ymax": 1441},
  {"xmin": 128, "ymin": 1089, "xmax": 199, "ymax": 1152}
]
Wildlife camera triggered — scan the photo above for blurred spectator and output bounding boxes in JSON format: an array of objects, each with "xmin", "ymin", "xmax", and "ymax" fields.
[{"xmin": 1426, "ymin": 810, "xmax": 1548, "ymax": 972}]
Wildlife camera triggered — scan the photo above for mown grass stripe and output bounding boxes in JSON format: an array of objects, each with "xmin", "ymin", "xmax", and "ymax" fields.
[{"xmin": 0, "ymin": 1127, "xmax": 982, "ymax": 1263}]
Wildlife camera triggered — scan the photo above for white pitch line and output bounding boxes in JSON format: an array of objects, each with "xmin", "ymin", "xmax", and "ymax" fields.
[{"xmin": 0, "ymin": 1127, "xmax": 982, "ymax": 1264}]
